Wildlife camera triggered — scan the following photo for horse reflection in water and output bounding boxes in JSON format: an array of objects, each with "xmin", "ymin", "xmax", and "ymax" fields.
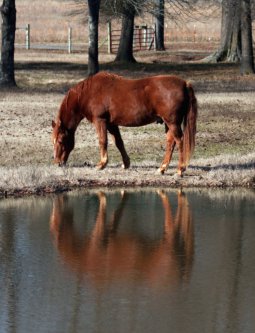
[{"xmin": 50, "ymin": 191, "xmax": 194, "ymax": 289}]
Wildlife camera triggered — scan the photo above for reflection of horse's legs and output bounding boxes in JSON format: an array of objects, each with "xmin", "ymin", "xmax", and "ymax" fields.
[
  {"xmin": 94, "ymin": 119, "xmax": 108, "ymax": 169},
  {"xmin": 90, "ymin": 192, "xmax": 107, "ymax": 248},
  {"xmin": 175, "ymin": 191, "xmax": 186, "ymax": 232},
  {"xmin": 175, "ymin": 191, "xmax": 194, "ymax": 280},
  {"xmin": 107, "ymin": 124, "xmax": 130, "ymax": 169},
  {"xmin": 159, "ymin": 127, "xmax": 176, "ymax": 174},
  {"xmin": 50, "ymin": 195, "xmax": 75, "ymax": 249},
  {"xmin": 157, "ymin": 190, "xmax": 174, "ymax": 237},
  {"xmin": 50, "ymin": 195, "xmax": 64, "ymax": 238},
  {"xmin": 108, "ymin": 191, "xmax": 128, "ymax": 234},
  {"xmin": 175, "ymin": 191, "xmax": 193, "ymax": 250}
]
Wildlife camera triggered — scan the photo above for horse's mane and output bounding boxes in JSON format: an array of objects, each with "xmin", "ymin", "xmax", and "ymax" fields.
[
  {"xmin": 58, "ymin": 72, "xmax": 123, "ymax": 121},
  {"xmin": 73, "ymin": 72, "xmax": 123, "ymax": 93},
  {"xmin": 94, "ymin": 71, "xmax": 124, "ymax": 81}
]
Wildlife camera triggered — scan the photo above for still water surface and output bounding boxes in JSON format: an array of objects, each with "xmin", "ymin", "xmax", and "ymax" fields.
[{"xmin": 0, "ymin": 189, "xmax": 255, "ymax": 333}]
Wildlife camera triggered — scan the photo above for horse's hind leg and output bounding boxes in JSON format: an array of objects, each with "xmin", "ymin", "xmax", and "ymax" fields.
[
  {"xmin": 94, "ymin": 119, "xmax": 108, "ymax": 170},
  {"xmin": 107, "ymin": 124, "xmax": 130, "ymax": 169},
  {"xmin": 168, "ymin": 124, "xmax": 185, "ymax": 176},
  {"xmin": 159, "ymin": 127, "xmax": 176, "ymax": 174}
]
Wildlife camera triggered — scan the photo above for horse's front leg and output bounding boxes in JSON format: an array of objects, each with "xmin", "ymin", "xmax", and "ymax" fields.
[
  {"xmin": 94, "ymin": 119, "xmax": 108, "ymax": 170},
  {"xmin": 107, "ymin": 124, "xmax": 130, "ymax": 169}
]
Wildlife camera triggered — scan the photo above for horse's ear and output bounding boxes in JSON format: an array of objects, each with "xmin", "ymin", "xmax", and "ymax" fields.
[{"xmin": 52, "ymin": 120, "xmax": 56, "ymax": 128}]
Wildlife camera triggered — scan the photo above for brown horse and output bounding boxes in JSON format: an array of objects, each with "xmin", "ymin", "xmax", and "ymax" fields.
[{"xmin": 52, "ymin": 72, "xmax": 197, "ymax": 175}]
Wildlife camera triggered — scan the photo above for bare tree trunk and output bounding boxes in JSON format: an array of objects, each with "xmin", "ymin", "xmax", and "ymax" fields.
[
  {"xmin": 114, "ymin": 9, "xmax": 136, "ymax": 63},
  {"xmin": 240, "ymin": 0, "xmax": 254, "ymax": 74},
  {"xmin": 0, "ymin": 0, "xmax": 16, "ymax": 87},
  {"xmin": 205, "ymin": 0, "xmax": 241, "ymax": 63},
  {"xmin": 155, "ymin": 0, "xmax": 165, "ymax": 51},
  {"xmin": 87, "ymin": 0, "xmax": 100, "ymax": 76}
]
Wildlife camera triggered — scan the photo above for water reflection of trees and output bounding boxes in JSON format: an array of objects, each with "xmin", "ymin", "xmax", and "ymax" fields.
[
  {"xmin": 0, "ymin": 210, "xmax": 18, "ymax": 333},
  {"xmin": 50, "ymin": 190, "xmax": 194, "ymax": 289}
]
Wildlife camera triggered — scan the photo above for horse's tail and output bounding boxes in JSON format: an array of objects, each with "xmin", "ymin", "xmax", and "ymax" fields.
[{"xmin": 183, "ymin": 82, "xmax": 198, "ymax": 167}]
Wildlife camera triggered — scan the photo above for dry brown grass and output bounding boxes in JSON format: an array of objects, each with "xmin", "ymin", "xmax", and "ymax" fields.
[
  {"xmin": 0, "ymin": 151, "xmax": 254, "ymax": 197},
  {"xmin": 0, "ymin": 47, "xmax": 255, "ymax": 197}
]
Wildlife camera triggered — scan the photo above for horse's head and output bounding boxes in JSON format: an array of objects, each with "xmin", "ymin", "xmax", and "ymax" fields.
[{"xmin": 52, "ymin": 119, "xmax": 74, "ymax": 166}]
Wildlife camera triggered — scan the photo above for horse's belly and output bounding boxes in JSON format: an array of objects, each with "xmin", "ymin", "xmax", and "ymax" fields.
[
  {"xmin": 113, "ymin": 117, "xmax": 156, "ymax": 127},
  {"xmin": 111, "ymin": 109, "xmax": 157, "ymax": 127}
]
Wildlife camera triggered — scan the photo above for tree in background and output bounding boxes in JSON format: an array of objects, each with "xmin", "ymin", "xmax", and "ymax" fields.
[
  {"xmin": 0, "ymin": 0, "xmax": 16, "ymax": 87},
  {"xmin": 87, "ymin": 0, "xmax": 100, "ymax": 75},
  {"xmin": 240, "ymin": 0, "xmax": 254, "ymax": 74},
  {"xmin": 73, "ymin": 0, "xmax": 200, "ymax": 66},
  {"xmin": 114, "ymin": 6, "xmax": 136, "ymax": 63},
  {"xmin": 154, "ymin": 0, "xmax": 200, "ymax": 52},
  {"xmin": 101, "ymin": 0, "xmax": 144, "ymax": 63},
  {"xmin": 155, "ymin": 0, "xmax": 165, "ymax": 51},
  {"xmin": 111, "ymin": 0, "xmax": 192, "ymax": 61},
  {"xmin": 206, "ymin": 0, "xmax": 241, "ymax": 63},
  {"xmin": 206, "ymin": 0, "xmax": 254, "ymax": 71},
  {"xmin": 73, "ymin": 0, "xmax": 254, "ymax": 70}
]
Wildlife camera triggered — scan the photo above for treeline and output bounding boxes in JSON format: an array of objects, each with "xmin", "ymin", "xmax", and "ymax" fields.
[{"xmin": 0, "ymin": 0, "xmax": 254, "ymax": 87}]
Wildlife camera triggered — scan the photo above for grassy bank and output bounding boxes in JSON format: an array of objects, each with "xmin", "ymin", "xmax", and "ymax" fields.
[
  {"xmin": 0, "ymin": 152, "xmax": 254, "ymax": 197},
  {"xmin": 0, "ymin": 50, "xmax": 255, "ymax": 197}
]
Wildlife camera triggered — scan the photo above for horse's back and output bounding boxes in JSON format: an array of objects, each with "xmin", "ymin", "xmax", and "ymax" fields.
[
  {"xmin": 82, "ymin": 72, "xmax": 189, "ymax": 127},
  {"xmin": 92, "ymin": 72, "xmax": 186, "ymax": 91}
]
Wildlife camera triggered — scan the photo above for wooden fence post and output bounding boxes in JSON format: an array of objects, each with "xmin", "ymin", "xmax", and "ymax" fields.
[
  {"xmin": 68, "ymin": 26, "xmax": 72, "ymax": 53},
  {"xmin": 107, "ymin": 21, "xmax": 112, "ymax": 54},
  {"xmin": 26, "ymin": 24, "xmax": 30, "ymax": 50}
]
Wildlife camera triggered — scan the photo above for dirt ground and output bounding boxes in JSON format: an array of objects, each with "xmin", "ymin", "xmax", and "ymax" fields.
[{"xmin": 0, "ymin": 48, "xmax": 255, "ymax": 196}]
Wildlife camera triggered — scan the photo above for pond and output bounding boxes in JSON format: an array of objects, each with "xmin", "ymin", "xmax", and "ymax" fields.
[{"xmin": 0, "ymin": 188, "xmax": 255, "ymax": 333}]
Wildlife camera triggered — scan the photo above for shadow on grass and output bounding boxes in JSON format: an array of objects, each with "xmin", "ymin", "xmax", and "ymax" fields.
[
  {"xmin": 189, "ymin": 161, "xmax": 255, "ymax": 172},
  {"xmin": 13, "ymin": 60, "xmax": 255, "ymax": 94},
  {"xmin": 15, "ymin": 60, "xmax": 236, "ymax": 74}
]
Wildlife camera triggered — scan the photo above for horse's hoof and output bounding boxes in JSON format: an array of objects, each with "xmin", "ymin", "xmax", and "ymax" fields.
[
  {"xmin": 122, "ymin": 159, "xmax": 130, "ymax": 169},
  {"xmin": 158, "ymin": 168, "xmax": 165, "ymax": 175},
  {"xmin": 96, "ymin": 163, "xmax": 106, "ymax": 170},
  {"xmin": 122, "ymin": 163, "xmax": 130, "ymax": 169},
  {"xmin": 159, "ymin": 163, "xmax": 168, "ymax": 175},
  {"xmin": 176, "ymin": 170, "xmax": 184, "ymax": 178}
]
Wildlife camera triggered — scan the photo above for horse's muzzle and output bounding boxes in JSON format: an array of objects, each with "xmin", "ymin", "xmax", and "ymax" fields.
[{"xmin": 52, "ymin": 157, "xmax": 66, "ymax": 167}]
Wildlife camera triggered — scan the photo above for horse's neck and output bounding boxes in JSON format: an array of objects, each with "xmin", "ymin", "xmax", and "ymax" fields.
[
  {"xmin": 76, "ymin": 81, "xmax": 92, "ymax": 121},
  {"xmin": 59, "ymin": 96, "xmax": 84, "ymax": 132},
  {"xmin": 70, "ymin": 82, "xmax": 90, "ymax": 125}
]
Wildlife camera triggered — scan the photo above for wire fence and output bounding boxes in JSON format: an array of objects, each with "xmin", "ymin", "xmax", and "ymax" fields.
[
  {"xmin": 14, "ymin": 23, "xmax": 157, "ymax": 54},
  {"xmin": 13, "ymin": 24, "xmax": 255, "ymax": 57},
  {"xmin": 7, "ymin": 22, "xmax": 255, "ymax": 55}
]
